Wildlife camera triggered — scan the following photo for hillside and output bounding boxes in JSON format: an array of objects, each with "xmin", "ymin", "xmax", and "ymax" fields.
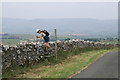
[{"xmin": 1, "ymin": 18, "xmax": 118, "ymax": 36}]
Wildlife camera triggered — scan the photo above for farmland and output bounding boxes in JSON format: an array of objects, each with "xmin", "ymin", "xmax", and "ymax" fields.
[{"xmin": 1, "ymin": 33, "xmax": 118, "ymax": 45}]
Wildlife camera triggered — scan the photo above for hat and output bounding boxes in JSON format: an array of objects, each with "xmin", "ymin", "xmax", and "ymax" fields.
[{"xmin": 36, "ymin": 29, "xmax": 40, "ymax": 33}]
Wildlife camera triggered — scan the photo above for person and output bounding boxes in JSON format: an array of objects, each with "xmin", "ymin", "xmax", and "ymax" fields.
[{"xmin": 36, "ymin": 29, "xmax": 50, "ymax": 51}]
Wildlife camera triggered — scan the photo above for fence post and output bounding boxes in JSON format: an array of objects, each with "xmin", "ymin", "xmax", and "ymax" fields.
[{"xmin": 54, "ymin": 29, "xmax": 58, "ymax": 60}]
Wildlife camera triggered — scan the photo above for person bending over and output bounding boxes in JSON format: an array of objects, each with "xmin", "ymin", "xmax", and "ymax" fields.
[{"xmin": 36, "ymin": 29, "xmax": 50, "ymax": 50}]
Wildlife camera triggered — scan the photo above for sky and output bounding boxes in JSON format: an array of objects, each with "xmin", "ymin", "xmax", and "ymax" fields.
[
  {"xmin": 1, "ymin": 0, "xmax": 119, "ymax": 2},
  {"xmin": 1, "ymin": 2, "xmax": 118, "ymax": 20}
]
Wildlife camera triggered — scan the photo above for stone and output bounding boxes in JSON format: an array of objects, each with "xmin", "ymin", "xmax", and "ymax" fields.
[{"xmin": 1, "ymin": 39, "xmax": 117, "ymax": 69}]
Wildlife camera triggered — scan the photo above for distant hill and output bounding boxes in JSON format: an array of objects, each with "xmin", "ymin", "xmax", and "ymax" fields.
[{"xmin": 1, "ymin": 18, "xmax": 118, "ymax": 36}]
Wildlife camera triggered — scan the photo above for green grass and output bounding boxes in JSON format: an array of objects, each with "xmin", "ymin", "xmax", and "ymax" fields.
[
  {"xmin": 1, "ymin": 39, "xmax": 21, "ymax": 45},
  {"xmin": 2, "ymin": 47, "xmax": 118, "ymax": 78},
  {"xmin": 100, "ymin": 40, "xmax": 118, "ymax": 44}
]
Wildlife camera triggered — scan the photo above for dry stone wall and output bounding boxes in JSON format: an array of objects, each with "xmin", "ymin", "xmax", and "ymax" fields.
[{"xmin": 1, "ymin": 39, "xmax": 117, "ymax": 69}]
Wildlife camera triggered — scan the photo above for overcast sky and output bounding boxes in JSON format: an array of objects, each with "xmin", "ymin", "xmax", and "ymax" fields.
[{"xmin": 2, "ymin": 2, "xmax": 118, "ymax": 20}]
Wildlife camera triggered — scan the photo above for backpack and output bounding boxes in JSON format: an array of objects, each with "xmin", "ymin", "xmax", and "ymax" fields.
[{"xmin": 42, "ymin": 30, "xmax": 49, "ymax": 36}]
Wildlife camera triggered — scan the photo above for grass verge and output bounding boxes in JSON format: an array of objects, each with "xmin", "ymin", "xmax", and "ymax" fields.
[{"xmin": 3, "ymin": 47, "xmax": 118, "ymax": 78}]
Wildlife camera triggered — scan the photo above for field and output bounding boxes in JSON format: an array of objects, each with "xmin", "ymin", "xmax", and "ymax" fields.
[
  {"xmin": 100, "ymin": 40, "xmax": 118, "ymax": 44},
  {"xmin": 1, "ymin": 39, "xmax": 21, "ymax": 45},
  {"xmin": 1, "ymin": 34, "xmax": 118, "ymax": 45}
]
